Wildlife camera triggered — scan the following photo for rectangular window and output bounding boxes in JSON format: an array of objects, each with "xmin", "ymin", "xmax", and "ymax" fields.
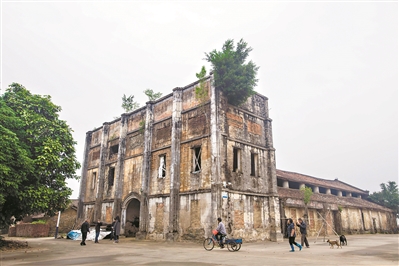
[
  {"xmin": 109, "ymin": 144, "xmax": 119, "ymax": 159},
  {"xmin": 233, "ymin": 147, "xmax": 241, "ymax": 172},
  {"xmin": 158, "ymin": 154, "xmax": 166, "ymax": 178},
  {"xmin": 250, "ymin": 153, "xmax": 258, "ymax": 176},
  {"xmin": 108, "ymin": 167, "xmax": 115, "ymax": 187},
  {"xmin": 193, "ymin": 146, "xmax": 202, "ymax": 173},
  {"xmin": 91, "ymin": 172, "xmax": 97, "ymax": 190}
]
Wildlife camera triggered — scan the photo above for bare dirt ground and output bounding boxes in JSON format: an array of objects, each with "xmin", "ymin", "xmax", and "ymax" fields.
[{"xmin": 0, "ymin": 234, "xmax": 398, "ymax": 266}]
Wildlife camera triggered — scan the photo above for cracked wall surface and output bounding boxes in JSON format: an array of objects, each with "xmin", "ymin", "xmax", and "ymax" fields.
[{"xmin": 78, "ymin": 75, "xmax": 283, "ymax": 241}]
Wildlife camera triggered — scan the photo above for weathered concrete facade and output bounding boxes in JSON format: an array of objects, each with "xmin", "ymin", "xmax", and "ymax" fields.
[
  {"xmin": 277, "ymin": 170, "xmax": 397, "ymax": 237},
  {"xmin": 78, "ymin": 75, "xmax": 282, "ymax": 241}
]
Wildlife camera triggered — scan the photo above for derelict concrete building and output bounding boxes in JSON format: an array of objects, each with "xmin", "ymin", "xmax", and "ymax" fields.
[{"xmin": 77, "ymin": 74, "xmax": 282, "ymax": 241}]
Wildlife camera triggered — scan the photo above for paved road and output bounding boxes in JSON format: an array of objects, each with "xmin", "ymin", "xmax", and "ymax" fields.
[{"xmin": 1, "ymin": 234, "xmax": 398, "ymax": 266}]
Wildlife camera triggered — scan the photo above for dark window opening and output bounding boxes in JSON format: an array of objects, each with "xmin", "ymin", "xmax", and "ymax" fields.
[
  {"xmin": 193, "ymin": 146, "xmax": 201, "ymax": 172},
  {"xmin": 109, "ymin": 144, "xmax": 119, "ymax": 160},
  {"xmin": 277, "ymin": 178, "xmax": 284, "ymax": 187},
  {"xmin": 319, "ymin": 187, "xmax": 327, "ymax": 194},
  {"xmin": 108, "ymin": 167, "xmax": 115, "ymax": 187},
  {"xmin": 331, "ymin": 189, "xmax": 338, "ymax": 196},
  {"xmin": 342, "ymin": 191, "xmax": 347, "ymax": 196},
  {"xmin": 250, "ymin": 153, "xmax": 258, "ymax": 176},
  {"xmin": 233, "ymin": 148, "xmax": 241, "ymax": 172},
  {"xmin": 289, "ymin": 181, "xmax": 301, "ymax": 190},
  {"xmin": 92, "ymin": 172, "xmax": 97, "ymax": 190},
  {"xmin": 352, "ymin": 193, "xmax": 358, "ymax": 198}
]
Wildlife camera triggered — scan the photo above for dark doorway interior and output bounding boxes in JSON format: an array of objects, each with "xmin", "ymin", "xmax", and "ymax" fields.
[
  {"xmin": 125, "ymin": 199, "xmax": 140, "ymax": 237},
  {"xmin": 333, "ymin": 211, "xmax": 342, "ymax": 235}
]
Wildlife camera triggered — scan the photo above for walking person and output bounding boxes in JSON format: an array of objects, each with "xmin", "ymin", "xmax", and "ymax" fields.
[
  {"xmin": 296, "ymin": 218, "xmax": 310, "ymax": 248},
  {"xmin": 113, "ymin": 216, "xmax": 121, "ymax": 243},
  {"xmin": 94, "ymin": 219, "xmax": 103, "ymax": 243},
  {"xmin": 215, "ymin": 217, "xmax": 227, "ymax": 248},
  {"xmin": 109, "ymin": 219, "xmax": 115, "ymax": 241},
  {"xmin": 287, "ymin": 218, "xmax": 302, "ymax": 252},
  {"xmin": 80, "ymin": 218, "xmax": 90, "ymax": 246}
]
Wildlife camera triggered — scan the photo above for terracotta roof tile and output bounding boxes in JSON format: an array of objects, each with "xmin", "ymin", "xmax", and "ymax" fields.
[
  {"xmin": 277, "ymin": 187, "xmax": 392, "ymax": 212},
  {"xmin": 276, "ymin": 169, "xmax": 368, "ymax": 195}
]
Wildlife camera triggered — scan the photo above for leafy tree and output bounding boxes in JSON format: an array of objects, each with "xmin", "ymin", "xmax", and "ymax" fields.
[
  {"xmin": 300, "ymin": 186, "xmax": 313, "ymax": 224},
  {"xmin": 369, "ymin": 181, "xmax": 399, "ymax": 218},
  {"xmin": 0, "ymin": 83, "xmax": 80, "ymax": 226},
  {"xmin": 205, "ymin": 39, "xmax": 259, "ymax": 106},
  {"xmin": 121, "ymin": 94, "xmax": 140, "ymax": 112},
  {"xmin": 144, "ymin": 89, "xmax": 162, "ymax": 102},
  {"xmin": 0, "ymin": 99, "xmax": 33, "ymax": 225}
]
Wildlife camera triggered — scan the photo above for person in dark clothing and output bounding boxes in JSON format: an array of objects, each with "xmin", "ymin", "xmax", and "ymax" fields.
[
  {"xmin": 94, "ymin": 219, "xmax": 103, "ymax": 243},
  {"xmin": 80, "ymin": 219, "xmax": 90, "ymax": 246},
  {"xmin": 109, "ymin": 220, "xmax": 115, "ymax": 241},
  {"xmin": 287, "ymin": 218, "xmax": 302, "ymax": 252},
  {"xmin": 113, "ymin": 216, "xmax": 121, "ymax": 243},
  {"xmin": 296, "ymin": 218, "xmax": 310, "ymax": 248}
]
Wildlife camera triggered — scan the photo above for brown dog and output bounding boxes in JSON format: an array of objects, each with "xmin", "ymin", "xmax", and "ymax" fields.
[{"xmin": 327, "ymin": 239, "xmax": 342, "ymax": 249}]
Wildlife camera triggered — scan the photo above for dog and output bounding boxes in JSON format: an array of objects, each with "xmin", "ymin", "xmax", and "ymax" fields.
[
  {"xmin": 340, "ymin": 235, "xmax": 347, "ymax": 246},
  {"xmin": 327, "ymin": 239, "xmax": 342, "ymax": 249}
]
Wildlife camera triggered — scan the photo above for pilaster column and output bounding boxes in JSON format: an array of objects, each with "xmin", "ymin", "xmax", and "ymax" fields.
[
  {"xmin": 210, "ymin": 74, "xmax": 222, "ymax": 223},
  {"xmin": 313, "ymin": 186, "xmax": 319, "ymax": 193},
  {"xmin": 94, "ymin": 123, "xmax": 110, "ymax": 221},
  {"xmin": 326, "ymin": 188, "xmax": 331, "ymax": 195},
  {"xmin": 113, "ymin": 114, "xmax": 128, "ymax": 222},
  {"xmin": 137, "ymin": 103, "xmax": 153, "ymax": 239},
  {"xmin": 268, "ymin": 196, "xmax": 283, "ymax": 242},
  {"xmin": 167, "ymin": 87, "xmax": 183, "ymax": 241},
  {"xmin": 77, "ymin": 131, "xmax": 92, "ymax": 218},
  {"xmin": 265, "ymin": 116, "xmax": 277, "ymax": 194}
]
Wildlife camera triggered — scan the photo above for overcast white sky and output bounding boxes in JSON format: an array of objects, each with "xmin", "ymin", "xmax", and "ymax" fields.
[{"xmin": 2, "ymin": 1, "xmax": 397, "ymax": 199}]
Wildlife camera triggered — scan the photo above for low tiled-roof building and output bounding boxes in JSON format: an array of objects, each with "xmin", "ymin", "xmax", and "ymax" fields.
[{"xmin": 277, "ymin": 169, "xmax": 397, "ymax": 236}]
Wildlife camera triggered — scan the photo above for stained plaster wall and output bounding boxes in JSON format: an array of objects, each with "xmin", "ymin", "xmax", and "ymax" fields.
[
  {"xmin": 217, "ymin": 93, "xmax": 276, "ymax": 196},
  {"xmin": 222, "ymin": 193, "xmax": 280, "ymax": 241},
  {"xmin": 282, "ymin": 203, "xmax": 395, "ymax": 237},
  {"xmin": 79, "ymin": 75, "xmax": 281, "ymax": 241}
]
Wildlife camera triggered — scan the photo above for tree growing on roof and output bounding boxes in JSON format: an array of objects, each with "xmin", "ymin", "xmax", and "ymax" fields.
[
  {"xmin": 0, "ymin": 83, "xmax": 80, "ymax": 227},
  {"xmin": 194, "ymin": 66, "xmax": 209, "ymax": 122},
  {"xmin": 121, "ymin": 94, "xmax": 140, "ymax": 112},
  {"xmin": 205, "ymin": 39, "xmax": 259, "ymax": 106},
  {"xmin": 144, "ymin": 89, "xmax": 162, "ymax": 102},
  {"xmin": 369, "ymin": 181, "xmax": 399, "ymax": 218},
  {"xmin": 300, "ymin": 186, "xmax": 313, "ymax": 224}
]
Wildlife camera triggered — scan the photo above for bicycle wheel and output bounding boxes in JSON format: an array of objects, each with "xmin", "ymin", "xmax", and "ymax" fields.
[
  {"xmin": 233, "ymin": 243, "xmax": 241, "ymax": 251},
  {"xmin": 227, "ymin": 242, "xmax": 237, "ymax": 252},
  {"xmin": 203, "ymin": 238, "xmax": 214, "ymax": 251}
]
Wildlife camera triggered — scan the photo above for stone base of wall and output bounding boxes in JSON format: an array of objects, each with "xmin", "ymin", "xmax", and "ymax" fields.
[{"xmin": 8, "ymin": 226, "xmax": 16, "ymax": 237}]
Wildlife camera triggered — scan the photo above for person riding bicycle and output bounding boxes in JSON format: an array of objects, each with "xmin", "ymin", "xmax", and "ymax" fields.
[{"xmin": 215, "ymin": 217, "xmax": 227, "ymax": 248}]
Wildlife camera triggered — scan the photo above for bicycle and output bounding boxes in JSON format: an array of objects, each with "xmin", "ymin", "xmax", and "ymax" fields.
[{"xmin": 203, "ymin": 230, "xmax": 242, "ymax": 252}]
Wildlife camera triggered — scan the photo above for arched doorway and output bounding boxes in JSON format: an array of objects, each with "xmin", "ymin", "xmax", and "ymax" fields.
[{"xmin": 125, "ymin": 198, "xmax": 140, "ymax": 237}]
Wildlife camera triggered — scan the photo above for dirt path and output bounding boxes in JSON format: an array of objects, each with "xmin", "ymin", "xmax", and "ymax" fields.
[{"xmin": 1, "ymin": 234, "xmax": 398, "ymax": 265}]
